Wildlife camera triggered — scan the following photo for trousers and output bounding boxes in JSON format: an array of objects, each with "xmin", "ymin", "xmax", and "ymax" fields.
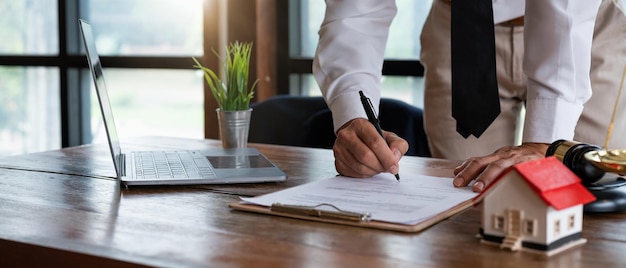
[{"xmin": 420, "ymin": 0, "xmax": 626, "ymax": 160}]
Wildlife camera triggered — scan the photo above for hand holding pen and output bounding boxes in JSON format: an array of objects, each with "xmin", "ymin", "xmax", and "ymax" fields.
[
  {"xmin": 359, "ymin": 91, "xmax": 401, "ymax": 181},
  {"xmin": 331, "ymin": 91, "xmax": 408, "ymax": 179},
  {"xmin": 333, "ymin": 117, "xmax": 408, "ymax": 179}
]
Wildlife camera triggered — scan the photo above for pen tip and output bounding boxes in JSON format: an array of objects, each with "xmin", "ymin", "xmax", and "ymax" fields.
[{"xmin": 395, "ymin": 174, "xmax": 400, "ymax": 181}]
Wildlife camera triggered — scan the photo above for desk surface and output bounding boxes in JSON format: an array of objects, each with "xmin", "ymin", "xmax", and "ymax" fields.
[{"xmin": 0, "ymin": 136, "xmax": 624, "ymax": 267}]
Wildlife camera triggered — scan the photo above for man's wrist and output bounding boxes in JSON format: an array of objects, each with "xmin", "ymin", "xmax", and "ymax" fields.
[{"xmin": 521, "ymin": 142, "xmax": 550, "ymax": 155}]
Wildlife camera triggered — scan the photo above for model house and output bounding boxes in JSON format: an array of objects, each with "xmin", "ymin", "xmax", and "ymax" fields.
[{"xmin": 474, "ymin": 156, "xmax": 596, "ymax": 256}]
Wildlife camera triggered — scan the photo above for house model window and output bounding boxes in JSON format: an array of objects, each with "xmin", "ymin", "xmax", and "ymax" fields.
[
  {"xmin": 554, "ymin": 220, "xmax": 561, "ymax": 236},
  {"xmin": 523, "ymin": 219, "xmax": 537, "ymax": 236},
  {"xmin": 493, "ymin": 215, "xmax": 505, "ymax": 230},
  {"xmin": 568, "ymin": 214, "xmax": 576, "ymax": 230}
]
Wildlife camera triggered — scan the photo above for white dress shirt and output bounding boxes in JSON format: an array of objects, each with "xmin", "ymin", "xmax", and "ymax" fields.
[
  {"xmin": 313, "ymin": 0, "xmax": 601, "ymax": 144},
  {"xmin": 492, "ymin": 0, "xmax": 524, "ymax": 24}
]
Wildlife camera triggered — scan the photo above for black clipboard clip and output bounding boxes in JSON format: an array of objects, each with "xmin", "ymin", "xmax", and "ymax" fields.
[{"xmin": 270, "ymin": 203, "xmax": 372, "ymax": 222}]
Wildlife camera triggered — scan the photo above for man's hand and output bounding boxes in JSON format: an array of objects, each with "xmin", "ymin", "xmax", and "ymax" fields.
[
  {"xmin": 452, "ymin": 142, "xmax": 549, "ymax": 192},
  {"xmin": 333, "ymin": 118, "xmax": 409, "ymax": 178}
]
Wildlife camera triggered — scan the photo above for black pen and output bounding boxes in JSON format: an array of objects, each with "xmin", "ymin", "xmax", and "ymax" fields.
[{"xmin": 359, "ymin": 90, "xmax": 400, "ymax": 181}]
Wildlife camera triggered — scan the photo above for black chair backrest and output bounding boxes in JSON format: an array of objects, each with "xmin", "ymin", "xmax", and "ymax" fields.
[
  {"xmin": 249, "ymin": 95, "xmax": 430, "ymax": 157},
  {"xmin": 249, "ymin": 95, "xmax": 335, "ymax": 149}
]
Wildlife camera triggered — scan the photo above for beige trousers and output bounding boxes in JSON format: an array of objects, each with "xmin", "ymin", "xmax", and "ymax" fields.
[{"xmin": 420, "ymin": 0, "xmax": 626, "ymax": 160}]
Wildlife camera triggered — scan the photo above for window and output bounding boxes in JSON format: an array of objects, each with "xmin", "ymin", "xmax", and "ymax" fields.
[
  {"xmin": 0, "ymin": 67, "xmax": 60, "ymax": 155},
  {"xmin": 568, "ymin": 214, "xmax": 576, "ymax": 230},
  {"xmin": 493, "ymin": 215, "xmax": 505, "ymax": 230},
  {"xmin": 84, "ymin": 0, "xmax": 203, "ymax": 56},
  {"xmin": 290, "ymin": 0, "xmax": 433, "ymax": 108},
  {"xmin": 84, "ymin": 0, "xmax": 204, "ymax": 142},
  {"xmin": 89, "ymin": 69, "xmax": 203, "ymax": 143},
  {"xmin": 523, "ymin": 219, "xmax": 537, "ymax": 236},
  {"xmin": 0, "ymin": 1, "xmax": 60, "ymax": 155},
  {"xmin": 554, "ymin": 220, "xmax": 561, "ymax": 236},
  {"xmin": 0, "ymin": 0, "xmax": 205, "ymax": 156},
  {"xmin": 0, "ymin": 1, "xmax": 58, "ymax": 55}
]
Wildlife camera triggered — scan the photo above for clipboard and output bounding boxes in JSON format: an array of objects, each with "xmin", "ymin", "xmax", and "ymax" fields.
[{"xmin": 229, "ymin": 198, "xmax": 474, "ymax": 233}]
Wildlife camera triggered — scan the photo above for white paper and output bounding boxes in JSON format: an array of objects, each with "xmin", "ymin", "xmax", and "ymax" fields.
[{"xmin": 240, "ymin": 173, "xmax": 478, "ymax": 225}]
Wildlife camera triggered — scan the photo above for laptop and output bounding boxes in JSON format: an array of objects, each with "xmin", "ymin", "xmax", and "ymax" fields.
[{"xmin": 78, "ymin": 19, "xmax": 287, "ymax": 186}]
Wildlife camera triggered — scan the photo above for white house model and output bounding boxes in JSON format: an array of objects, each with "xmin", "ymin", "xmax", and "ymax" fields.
[{"xmin": 474, "ymin": 156, "xmax": 596, "ymax": 256}]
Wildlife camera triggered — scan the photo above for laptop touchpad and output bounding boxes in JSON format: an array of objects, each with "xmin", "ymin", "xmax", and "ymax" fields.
[{"xmin": 206, "ymin": 155, "xmax": 274, "ymax": 169}]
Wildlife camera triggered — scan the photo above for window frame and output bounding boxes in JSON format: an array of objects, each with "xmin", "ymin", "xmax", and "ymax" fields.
[
  {"xmin": 523, "ymin": 219, "xmax": 537, "ymax": 236},
  {"xmin": 568, "ymin": 214, "xmax": 576, "ymax": 230},
  {"xmin": 554, "ymin": 219, "xmax": 561, "ymax": 236},
  {"xmin": 493, "ymin": 214, "xmax": 505, "ymax": 231},
  {"xmin": 0, "ymin": 0, "xmax": 216, "ymax": 149}
]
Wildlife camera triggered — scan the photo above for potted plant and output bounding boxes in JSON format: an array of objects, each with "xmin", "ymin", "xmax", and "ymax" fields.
[{"xmin": 193, "ymin": 41, "xmax": 258, "ymax": 148}]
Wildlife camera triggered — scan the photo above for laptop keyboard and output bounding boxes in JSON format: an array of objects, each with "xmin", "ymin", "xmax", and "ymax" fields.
[{"xmin": 133, "ymin": 151, "xmax": 215, "ymax": 180}]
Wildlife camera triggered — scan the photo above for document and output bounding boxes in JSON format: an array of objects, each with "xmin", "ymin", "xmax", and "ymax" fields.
[{"xmin": 240, "ymin": 173, "xmax": 477, "ymax": 225}]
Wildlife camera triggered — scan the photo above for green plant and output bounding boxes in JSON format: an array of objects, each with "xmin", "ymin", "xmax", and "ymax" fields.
[{"xmin": 193, "ymin": 41, "xmax": 257, "ymax": 111}]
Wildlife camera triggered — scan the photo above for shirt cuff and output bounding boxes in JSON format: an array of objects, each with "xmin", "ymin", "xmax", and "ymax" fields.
[
  {"xmin": 327, "ymin": 89, "xmax": 380, "ymax": 133},
  {"xmin": 522, "ymin": 98, "xmax": 584, "ymax": 144}
]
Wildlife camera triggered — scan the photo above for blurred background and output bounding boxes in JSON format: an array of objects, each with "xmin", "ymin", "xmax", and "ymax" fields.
[{"xmin": 0, "ymin": 0, "xmax": 432, "ymax": 155}]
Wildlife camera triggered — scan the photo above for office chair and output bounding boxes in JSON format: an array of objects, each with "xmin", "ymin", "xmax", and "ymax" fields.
[{"xmin": 248, "ymin": 95, "xmax": 431, "ymax": 157}]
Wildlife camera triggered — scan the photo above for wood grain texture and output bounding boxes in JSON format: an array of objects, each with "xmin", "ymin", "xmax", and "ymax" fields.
[{"xmin": 0, "ymin": 136, "xmax": 624, "ymax": 267}]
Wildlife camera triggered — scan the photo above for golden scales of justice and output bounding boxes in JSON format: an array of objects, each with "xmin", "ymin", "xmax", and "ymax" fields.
[
  {"xmin": 584, "ymin": 64, "xmax": 626, "ymax": 175},
  {"xmin": 580, "ymin": 64, "xmax": 626, "ymax": 212}
]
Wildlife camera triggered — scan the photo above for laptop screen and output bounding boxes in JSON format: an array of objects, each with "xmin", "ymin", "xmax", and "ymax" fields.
[{"xmin": 79, "ymin": 19, "xmax": 124, "ymax": 179}]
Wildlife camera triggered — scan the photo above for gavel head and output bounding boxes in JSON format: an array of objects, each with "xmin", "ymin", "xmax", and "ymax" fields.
[{"xmin": 546, "ymin": 140, "xmax": 606, "ymax": 184}]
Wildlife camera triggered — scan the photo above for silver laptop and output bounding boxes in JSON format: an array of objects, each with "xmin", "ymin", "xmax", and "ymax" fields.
[{"xmin": 79, "ymin": 19, "xmax": 287, "ymax": 186}]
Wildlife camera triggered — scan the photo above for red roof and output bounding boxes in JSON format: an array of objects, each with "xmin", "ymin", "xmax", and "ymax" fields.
[{"xmin": 475, "ymin": 156, "xmax": 596, "ymax": 210}]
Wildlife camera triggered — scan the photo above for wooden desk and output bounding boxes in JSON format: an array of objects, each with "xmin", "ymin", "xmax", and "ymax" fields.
[{"xmin": 0, "ymin": 136, "xmax": 624, "ymax": 267}]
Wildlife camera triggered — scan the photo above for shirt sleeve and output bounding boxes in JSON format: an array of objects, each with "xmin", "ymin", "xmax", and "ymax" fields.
[
  {"xmin": 522, "ymin": 0, "xmax": 602, "ymax": 144},
  {"xmin": 313, "ymin": 0, "xmax": 397, "ymax": 133}
]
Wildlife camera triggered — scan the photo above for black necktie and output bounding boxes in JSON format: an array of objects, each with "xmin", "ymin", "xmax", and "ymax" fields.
[{"xmin": 450, "ymin": 0, "xmax": 500, "ymax": 138}]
